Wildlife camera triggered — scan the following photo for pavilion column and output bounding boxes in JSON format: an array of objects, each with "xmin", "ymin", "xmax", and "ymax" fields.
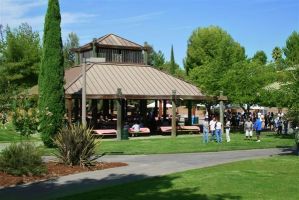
[
  {"xmin": 219, "ymin": 91, "xmax": 224, "ymax": 134},
  {"xmin": 66, "ymin": 98, "xmax": 72, "ymax": 124},
  {"xmin": 116, "ymin": 88, "xmax": 123, "ymax": 140},
  {"xmin": 163, "ymin": 100, "xmax": 167, "ymax": 119},
  {"xmin": 171, "ymin": 90, "xmax": 177, "ymax": 137},
  {"xmin": 159, "ymin": 100, "xmax": 163, "ymax": 118},
  {"xmin": 187, "ymin": 100, "xmax": 192, "ymax": 125},
  {"xmin": 154, "ymin": 100, "xmax": 158, "ymax": 117}
]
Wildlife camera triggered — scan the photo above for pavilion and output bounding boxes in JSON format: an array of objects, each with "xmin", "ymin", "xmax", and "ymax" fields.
[{"xmin": 60, "ymin": 34, "xmax": 227, "ymax": 139}]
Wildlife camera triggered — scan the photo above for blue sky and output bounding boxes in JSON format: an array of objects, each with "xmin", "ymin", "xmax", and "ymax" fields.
[{"xmin": 0, "ymin": 0, "xmax": 298, "ymax": 66}]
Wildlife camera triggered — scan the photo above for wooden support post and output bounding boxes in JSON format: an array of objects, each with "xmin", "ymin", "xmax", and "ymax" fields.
[
  {"xmin": 163, "ymin": 100, "xmax": 167, "ymax": 119},
  {"xmin": 75, "ymin": 52, "xmax": 80, "ymax": 65},
  {"xmin": 116, "ymin": 88, "xmax": 123, "ymax": 140},
  {"xmin": 219, "ymin": 91, "xmax": 224, "ymax": 134},
  {"xmin": 171, "ymin": 90, "xmax": 177, "ymax": 137},
  {"xmin": 187, "ymin": 100, "xmax": 192, "ymax": 125},
  {"xmin": 154, "ymin": 100, "xmax": 158, "ymax": 117},
  {"xmin": 66, "ymin": 98, "xmax": 72, "ymax": 124},
  {"xmin": 159, "ymin": 100, "xmax": 163, "ymax": 118}
]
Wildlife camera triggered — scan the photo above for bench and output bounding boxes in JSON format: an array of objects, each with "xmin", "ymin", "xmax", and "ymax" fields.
[
  {"xmin": 160, "ymin": 125, "xmax": 200, "ymax": 134},
  {"xmin": 93, "ymin": 129, "xmax": 117, "ymax": 137},
  {"xmin": 129, "ymin": 128, "xmax": 150, "ymax": 136}
]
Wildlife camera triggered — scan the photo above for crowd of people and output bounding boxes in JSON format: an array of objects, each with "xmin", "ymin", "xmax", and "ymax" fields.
[{"xmin": 202, "ymin": 110, "xmax": 286, "ymax": 144}]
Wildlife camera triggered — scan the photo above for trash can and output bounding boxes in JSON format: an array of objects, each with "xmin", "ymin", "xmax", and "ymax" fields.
[{"xmin": 122, "ymin": 127, "xmax": 129, "ymax": 140}]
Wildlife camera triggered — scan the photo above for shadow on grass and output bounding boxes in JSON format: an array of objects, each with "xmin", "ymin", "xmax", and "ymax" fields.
[
  {"xmin": 56, "ymin": 174, "xmax": 242, "ymax": 200},
  {"xmin": 0, "ymin": 173, "xmax": 242, "ymax": 200}
]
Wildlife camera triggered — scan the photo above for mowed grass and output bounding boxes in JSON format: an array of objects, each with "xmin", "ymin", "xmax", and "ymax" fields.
[
  {"xmin": 97, "ymin": 132, "xmax": 295, "ymax": 155},
  {"xmin": 0, "ymin": 123, "xmax": 41, "ymax": 142},
  {"xmin": 57, "ymin": 155, "xmax": 299, "ymax": 200}
]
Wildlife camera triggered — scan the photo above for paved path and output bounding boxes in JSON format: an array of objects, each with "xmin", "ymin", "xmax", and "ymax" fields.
[{"xmin": 0, "ymin": 148, "xmax": 292, "ymax": 200}]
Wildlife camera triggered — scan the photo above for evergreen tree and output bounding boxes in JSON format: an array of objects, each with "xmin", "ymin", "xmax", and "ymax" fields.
[
  {"xmin": 38, "ymin": 0, "xmax": 65, "ymax": 147},
  {"xmin": 170, "ymin": 45, "xmax": 176, "ymax": 74},
  {"xmin": 63, "ymin": 32, "xmax": 79, "ymax": 68},
  {"xmin": 283, "ymin": 31, "xmax": 299, "ymax": 66},
  {"xmin": 252, "ymin": 50, "xmax": 267, "ymax": 65}
]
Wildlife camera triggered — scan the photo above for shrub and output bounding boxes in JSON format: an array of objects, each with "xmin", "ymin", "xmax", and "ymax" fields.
[
  {"xmin": 0, "ymin": 142, "xmax": 46, "ymax": 176},
  {"xmin": 54, "ymin": 124, "xmax": 100, "ymax": 167},
  {"xmin": 12, "ymin": 94, "xmax": 39, "ymax": 137}
]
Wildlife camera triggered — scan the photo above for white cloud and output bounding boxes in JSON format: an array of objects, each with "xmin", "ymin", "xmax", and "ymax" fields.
[
  {"xmin": 0, "ymin": 0, "xmax": 46, "ymax": 28},
  {"xmin": 0, "ymin": 0, "xmax": 97, "ymax": 32}
]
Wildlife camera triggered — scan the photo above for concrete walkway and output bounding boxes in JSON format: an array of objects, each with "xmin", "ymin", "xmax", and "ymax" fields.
[{"xmin": 0, "ymin": 148, "xmax": 292, "ymax": 200}]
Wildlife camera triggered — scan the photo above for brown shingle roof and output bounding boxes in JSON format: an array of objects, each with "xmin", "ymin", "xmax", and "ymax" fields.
[
  {"xmin": 73, "ymin": 34, "xmax": 144, "ymax": 52},
  {"xmin": 65, "ymin": 63, "xmax": 207, "ymax": 100}
]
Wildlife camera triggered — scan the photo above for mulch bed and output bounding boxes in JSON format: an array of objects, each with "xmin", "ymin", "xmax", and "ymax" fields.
[{"xmin": 0, "ymin": 161, "xmax": 128, "ymax": 188}]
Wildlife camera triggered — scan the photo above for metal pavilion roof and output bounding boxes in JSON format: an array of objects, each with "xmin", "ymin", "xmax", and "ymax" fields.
[{"xmin": 65, "ymin": 63, "xmax": 208, "ymax": 100}]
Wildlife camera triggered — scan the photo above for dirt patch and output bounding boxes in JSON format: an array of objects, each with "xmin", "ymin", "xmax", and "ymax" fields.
[{"xmin": 0, "ymin": 162, "xmax": 128, "ymax": 188}]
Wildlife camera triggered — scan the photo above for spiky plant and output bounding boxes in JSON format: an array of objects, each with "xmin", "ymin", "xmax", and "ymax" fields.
[{"xmin": 54, "ymin": 124, "xmax": 100, "ymax": 167}]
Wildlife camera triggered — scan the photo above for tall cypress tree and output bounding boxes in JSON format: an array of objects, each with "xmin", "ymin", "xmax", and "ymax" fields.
[
  {"xmin": 170, "ymin": 45, "xmax": 176, "ymax": 75},
  {"xmin": 38, "ymin": 0, "xmax": 65, "ymax": 147}
]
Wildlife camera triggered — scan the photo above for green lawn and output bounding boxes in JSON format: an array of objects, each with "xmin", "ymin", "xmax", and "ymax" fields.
[
  {"xmin": 97, "ymin": 132, "xmax": 294, "ymax": 155},
  {"xmin": 0, "ymin": 123, "xmax": 41, "ymax": 142},
  {"xmin": 57, "ymin": 155, "xmax": 299, "ymax": 200}
]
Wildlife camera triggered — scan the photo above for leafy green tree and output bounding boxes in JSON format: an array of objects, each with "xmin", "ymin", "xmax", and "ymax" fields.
[
  {"xmin": 0, "ymin": 23, "xmax": 41, "ymax": 90},
  {"xmin": 152, "ymin": 50, "xmax": 165, "ymax": 67},
  {"xmin": 283, "ymin": 31, "xmax": 299, "ymax": 66},
  {"xmin": 38, "ymin": 0, "xmax": 65, "ymax": 147},
  {"xmin": 252, "ymin": 50, "xmax": 267, "ymax": 65},
  {"xmin": 186, "ymin": 26, "xmax": 245, "ymax": 95},
  {"xmin": 221, "ymin": 61, "xmax": 276, "ymax": 113},
  {"xmin": 63, "ymin": 32, "xmax": 79, "ymax": 68}
]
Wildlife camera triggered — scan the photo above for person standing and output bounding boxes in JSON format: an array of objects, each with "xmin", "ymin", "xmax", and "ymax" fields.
[
  {"xmin": 215, "ymin": 119, "xmax": 222, "ymax": 143},
  {"xmin": 202, "ymin": 118, "xmax": 209, "ymax": 143},
  {"xmin": 277, "ymin": 117, "xmax": 283, "ymax": 135},
  {"xmin": 244, "ymin": 118, "xmax": 253, "ymax": 140},
  {"xmin": 254, "ymin": 117, "xmax": 262, "ymax": 142},
  {"xmin": 225, "ymin": 119, "xmax": 231, "ymax": 142},
  {"xmin": 209, "ymin": 117, "xmax": 217, "ymax": 141}
]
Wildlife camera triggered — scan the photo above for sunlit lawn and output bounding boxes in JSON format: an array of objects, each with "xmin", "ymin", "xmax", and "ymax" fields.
[
  {"xmin": 0, "ymin": 123, "xmax": 295, "ymax": 155},
  {"xmin": 97, "ymin": 132, "xmax": 294, "ymax": 155},
  {"xmin": 57, "ymin": 155, "xmax": 299, "ymax": 200},
  {"xmin": 0, "ymin": 123, "xmax": 41, "ymax": 142}
]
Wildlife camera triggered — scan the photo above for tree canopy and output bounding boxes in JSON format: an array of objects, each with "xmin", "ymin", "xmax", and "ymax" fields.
[
  {"xmin": 252, "ymin": 50, "xmax": 267, "ymax": 65},
  {"xmin": 186, "ymin": 26, "xmax": 246, "ymax": 95},
  {"xmin": 63, "ymin": 32, "xmax": 79, "ymax": 68},
  {"xmin": 0, "ymin": 23, "xmax": 41, "ymax": 90},
  {"xmin": 283, "ymin": 31, "xmax": 299, "ymax": 66}
]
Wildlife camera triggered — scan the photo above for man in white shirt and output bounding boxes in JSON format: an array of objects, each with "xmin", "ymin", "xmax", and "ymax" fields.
[
  {"xmin": 209, "ymin": 117, "xmax": 216, "ymax": 140},
  {"xmin": 215, "ymin": 119, "xmax": 222, "ymax": 143}
]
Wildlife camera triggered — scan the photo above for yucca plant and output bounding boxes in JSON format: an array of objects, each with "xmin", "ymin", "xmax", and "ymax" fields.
[{"xmin": 54, "ymin": 124, "xmax": 101, "ymax": 167}]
